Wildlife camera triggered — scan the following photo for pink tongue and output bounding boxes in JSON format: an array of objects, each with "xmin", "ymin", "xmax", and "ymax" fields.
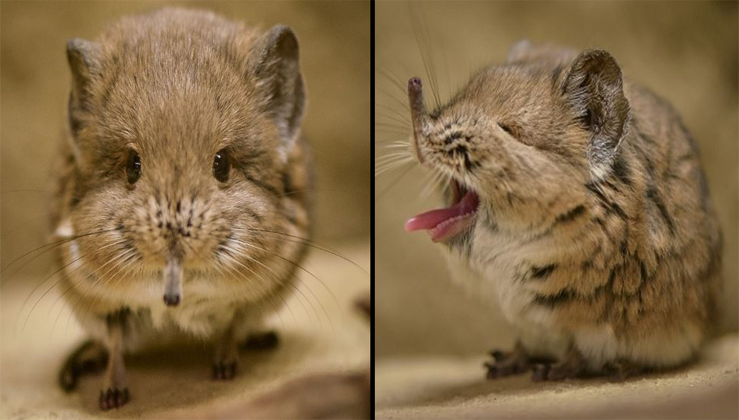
[{"xmin": 405, "ymin": 192, "xmax": 479, "ymax": 232}]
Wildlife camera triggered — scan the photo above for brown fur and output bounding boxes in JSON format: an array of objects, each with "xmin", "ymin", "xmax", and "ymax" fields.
[
  {"xmin": 52, "ymin": 8, "xmax": 312, "ymax": 408},
  {"xmin": 409, "ymin": 42, "xmax": 722, "ymax": 377}
]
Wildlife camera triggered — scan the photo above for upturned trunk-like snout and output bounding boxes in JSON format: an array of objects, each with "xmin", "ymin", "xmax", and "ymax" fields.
[{"xmin": 408, "ymin": 77, "xmax": 427, "ymax": 164}]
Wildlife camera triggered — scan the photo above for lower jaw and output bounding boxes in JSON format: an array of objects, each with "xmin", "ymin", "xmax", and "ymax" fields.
[{"xmin": 429, "ymin": 212, "xmax": 477, "ymax": 243}]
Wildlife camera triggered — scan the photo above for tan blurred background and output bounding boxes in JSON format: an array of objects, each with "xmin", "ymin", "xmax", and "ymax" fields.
[
  {"xmin": 0, "ymin": 2, "xmax": 370, "ymax": 418},
  {"xmin": 375, "ymin": 1, "xmax": 737, "ymax": 418}
]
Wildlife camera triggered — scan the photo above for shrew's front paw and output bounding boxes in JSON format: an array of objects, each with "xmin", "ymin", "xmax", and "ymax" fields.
[
  {"xmin": 484, "ymin": 349, "xmax": 531, "ymax": 379},
  {"xmin": 605, "ymin": 359, "xmax": 648, "ymax": 382},
  {"xmin": 484, "ymin": 342, "xmax": 532, "ymax": 379},
  {"xmin": 59, "ymin": 340, "xmax": 108, "ymax": 392},
  {"xmin": 531, "ymin": 347, "xmax": 587, "ymax": 382},
  {"xmin": 99, "ymin": 387, "xmax": 130, "ymax": 410},
  {"xmin": 212, "ymin": 359, "xmax": 238, "ymax": 380}
]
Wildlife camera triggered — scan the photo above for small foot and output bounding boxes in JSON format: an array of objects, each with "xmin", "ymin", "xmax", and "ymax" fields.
[
  {"xmin": 531, "ymin": 363, "xmax": 552, "ymax": 381},
  {"xmin": 212, "ymin": 360, "xmax": 238, "ymax": 380},
  {"xmin": 606, "ymin": 360, "xmax": 647, "ymax": 382},
  {"xmin": 100, "ymin": 309, "xmax": 129, "ymax": 410},
  {"xmin": 99, "ymin": 387, "xmax": 129, "ymax": 410},
  {"xmin": 59, "ymin": 340, "xmax": 108, "ymax": 392},
  {"xmin": 484, "ymin": 342, "xmax": 531, "ymax": 379},
  {"xmin": 242, "ymin": 331, "xmax": 279, "ymax": 351},
  {"xmin": 531, "ymin": 347, "xmax": 586, "ymax": 382}
]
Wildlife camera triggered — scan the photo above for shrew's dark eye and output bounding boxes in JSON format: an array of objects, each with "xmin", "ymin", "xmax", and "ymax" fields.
[
  {"xmin": 212, "ymin": 149, "xmax": 230, "ymax": 182},
  {"xmin": 126, "ymin": 150, "xmax": 141, "ymax": 184}
]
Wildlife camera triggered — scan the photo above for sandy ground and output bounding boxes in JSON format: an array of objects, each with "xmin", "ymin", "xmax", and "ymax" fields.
[
  {"xmin": 0, "ymin": 241, "xmax": 369, "ymax": 419},
  {"xmin": 376, "ymin": 334, "xmax": 739, "ymax": 419}
]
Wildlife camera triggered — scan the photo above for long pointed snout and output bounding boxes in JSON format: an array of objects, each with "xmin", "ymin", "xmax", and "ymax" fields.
[
  {"xmin": 408, "ymin": 77, "xmax": 427, "ymax": 164},
  {"xmin": 163, "ymin": 256, "xmax": 183, "ymax": 306}
]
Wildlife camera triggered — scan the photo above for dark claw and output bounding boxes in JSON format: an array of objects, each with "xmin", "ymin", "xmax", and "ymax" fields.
[
  {"xmin": 212, "ymin": 361, "xmax": 237, "ymax": 380},
  {"xmin": 99, "ymin": 387, "xmax": 130, "ymax": 410},
  {"xmin": 485, "ymin": 360, "xmax": 526, "ymax": 379},
  {"xmin": 486, "ymin": 363, "xmax": 502, "ymax": 380},
  {"xmin": 607, "ymin": 363, "xmax": 645, "ymax": 382},
  {"xmin": 484, "ymin": 347, "xmax": 532, "ymax": 380},
  {"xmin": 531, "ymin": 363, "xmax": 551, "ymax": 382},
  {"xmin": 532, "ymin": 360, "xmax": 586, "ymax": 381}
]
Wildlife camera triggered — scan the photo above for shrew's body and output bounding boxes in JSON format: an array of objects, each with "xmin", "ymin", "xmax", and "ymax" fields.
[
  {"xmin": 52, "ymin": 8, "xmax": 312, "ymax": 409},
  {"xmin": 405, "ymin": 42, "xmax": 722, "ymax": 380}
]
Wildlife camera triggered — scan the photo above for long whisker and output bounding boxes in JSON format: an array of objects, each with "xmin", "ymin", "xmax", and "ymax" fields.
[
  {"xmin": 43, "ymin": 239, "xmax": 129, "ymax": 320},
  {"xmin": 377, "ymin": 154, "xmax": 411, "ymax": 167},
  {"xmin": 63, "ymin": 244, "xmax": 138, "ymax": 334},
  {"xmin": 268, "ymin": 187, "xmax": 369, "ymax": 200},
  {"xmin": 381, "ymin": 140, "xmax": 412, "ymax": 149},
  {"xmin": 376, "ymin": 155, "xmax": 413, "ymax": 168},
  {"xmin": 1, "ymin": 227, "xmax": 120, "ymax": 286},
  {"xmin": 217, "ymin": 245, "xmax": 298, "ymax": 328},
  {"xmin": 16, "ymin": 254, "xmax": 88, "ymax": 335},
  {"xmin": 377, "ymin": 111, "xmax": 411, "ymax": 128},
  {"xmin": 0, "ymin": 188, "xmax": 86, "ymax": 201},
  {"xmin": 375, "ymin": 158, "xmax": 413, "ymax": 178},
  {"xmin": 246, "ymin": 233, "xmax": 332, "ymax": 334},
  {"xmin": 422, "ymin": 167, "xmax": 450, "ymax": 199},
  {"xmin": 377, "ymin": 67, "xmax": 409, "ymax": 97},
  {"xmin": 226, "ymin": 240, "xmax": 321, "ymax": 331},
  {"xmin": 192, "ymin": 238, "xmax": 286, "ymax": 331},
  {"xmin": 376, "ymin": 165, "xmax": 416, "ymax": 200},
  {"xmin": 77, "ymin": 248, "xmax": 139, "ymax": 330},
  {"xmin": 48, "ymin": 239, "xmax": 139, "ymax": 329},
  {"xmin": 231, "ymin": 239, "xmax": 344, "ymax": 323},
  {"xmin": 376, "ymin": 154, "xmax": 413, "ymax": 166},
  {"xmin": 420, "ymin": 169, "xmax": 442, "ymax": 199},
  {"xmin": 375, "ymin": 102, "xmax": 410, "ymax": 123},
  {"xmin": 50, "ymin": 251, "xmax": 134, "ymax": 339},
  {"xmin": 228, "ymin": 238, "xmax": 334, "ymax": 335},
  {"xmin": 376, "ymin": 150, "xmax": 414, "ymax": 160},
  {"xmin": 18, "ymin": 237, "xmax": 129, "ymax": 336},
  {"xmin": 376, "ymin": 86, "xmax": 411, "ymax": 112},
  {"xmin": 228, "ymin": 241, "xmax": 312, "ymax": 323},
  {"xmin": 375, "ymin": 126, "xmax": 412, "ymax": 137},
  {"xmin": 376, "ymin": 150, "xmax": 414, "ymax": 171},
  {"xmin": 375, "ymin": 121, "xmax": 411, "ymax": 132},
  {"xmin": 216, "ymin": 247, "xmax": 287, "ymax": 330},
  {"xmin": 232, "ymin": 228, "xmax": 368, "ymax": 275}
]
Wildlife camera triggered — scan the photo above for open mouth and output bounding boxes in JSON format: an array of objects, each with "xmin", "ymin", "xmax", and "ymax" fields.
[{"xmin": 404, "ymin": 179, "xmax": 480, "ymax": 243}]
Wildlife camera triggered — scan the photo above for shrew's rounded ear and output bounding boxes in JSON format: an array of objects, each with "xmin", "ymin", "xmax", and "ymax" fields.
[
  {"xmin": 506, "ymin": 39, "xmax": 533, "ymax": 63},
  {"xmin": 66, "ymin": 38, "xmax": 102, "ymax": 154},
  {"xmin": 562, "ymin": 49, "xmax": 630, "ymax": 169},
  {"xmin": 248, "ymin": 25, "xmax": 306, "ymax": 144},
  {"xmin": 66, "ymin": 38, "xmax": 102, "ymax": 103}
]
